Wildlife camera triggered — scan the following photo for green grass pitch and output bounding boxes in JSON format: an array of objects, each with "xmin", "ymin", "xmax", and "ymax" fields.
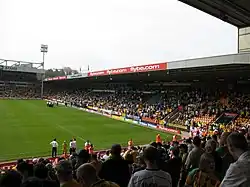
[{"xmin": 0, "ymin": 100, "xmax": 171, "ymax": 161}]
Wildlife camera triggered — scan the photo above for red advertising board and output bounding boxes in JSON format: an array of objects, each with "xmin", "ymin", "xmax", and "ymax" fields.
[
  {"xmin": 157, "ymin": 126, "xmax": 181, "ymax": 134},
  {"xmin": 50, "ymin": 76, "xmax": 67, "ymax": 81},
  {"xmin": 88, "ymin": 62, "xmax": 167, "ymax": 77}
]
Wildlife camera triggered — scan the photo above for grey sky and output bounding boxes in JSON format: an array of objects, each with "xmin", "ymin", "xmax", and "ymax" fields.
[{"xmin": 0, "ymin": 0, "xmax": 237, "ymax": 71}]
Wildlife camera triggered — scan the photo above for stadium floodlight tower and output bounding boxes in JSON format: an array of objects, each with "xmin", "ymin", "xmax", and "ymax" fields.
[{"xmin": 40, "ymin": 44, "xmax": 48, "ymax": 98}]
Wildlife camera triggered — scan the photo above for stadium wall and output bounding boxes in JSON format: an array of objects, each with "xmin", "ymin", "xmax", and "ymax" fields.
[{"xmin": 239, "ymin": 27, "xmax": 250, "ymax": 53}]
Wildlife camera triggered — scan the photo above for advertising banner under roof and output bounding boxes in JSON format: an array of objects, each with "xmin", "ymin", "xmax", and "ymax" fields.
[{"xmin": 88, "ymin": 62, "xmax": 167, "ymax": 77}]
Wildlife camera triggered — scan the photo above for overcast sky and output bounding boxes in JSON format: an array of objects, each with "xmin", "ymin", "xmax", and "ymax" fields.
[{"xmin": 0, "ymin": 0, "xmax": 237, "ymax": 71}]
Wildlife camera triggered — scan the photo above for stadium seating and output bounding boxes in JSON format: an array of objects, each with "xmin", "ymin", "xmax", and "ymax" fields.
[{"xmin": 1, "ymin": 74, "xmax": 250, "ymax": 187}]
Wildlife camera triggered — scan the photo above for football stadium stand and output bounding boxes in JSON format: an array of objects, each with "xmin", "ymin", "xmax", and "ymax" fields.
[
  {"xmin": 1, "ymin": 1, "xmax": 250, "ymax": 186},
  {"xmin": 0, "ymin": 59, "xmax": 44, "ymax": 99},
  {"xmin": 1, "ymin": 55, "xmax": 250, "ymax": 186}
]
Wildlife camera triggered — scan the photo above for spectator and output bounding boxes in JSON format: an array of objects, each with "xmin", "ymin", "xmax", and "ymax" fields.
[
  {"xmin": 99, "ymin": 144, "xmax": 130, "ymax": 187},
  {"xmin": 0, "ymin": 170, "xmax": 22, "ymax": 187},
  {"xmin": 46, "ymin": 163, "xmax": 58, "ymax": 182},
  {"xmin": 74, "ymin": 149, "xmax": 90, "ymax": 170},
  {"xmin": 212, "ymin": 134, "xmax": 219, "ymax": 148},
  {"xmin": 165, "ymin": 147, "xmax": 182, "ymax": 187},
  {"xmin": 179, "ymin": 143, "xmax": 188, "ymax": 164},
  {"xmin": 185, "ymin": 138, "xmax": 194, "ymax": 153},
  {"xmin": 77, "ymin": 163, "xmax": 119, "ymax": 187},
  {"xmin": 221, "ymin": 132, "xmax": 250, "ymax": 187},
  {"xmin": 21, "ymin": 177, "xmax": 58, "ymax": 187},
  {"xmin": 205, "ymin": 139, "xmax": 222, "ymax": 175},
  {"xmin": 128, "ymin": 145, "xmax": 172, "ymax": 187},
  {"xmin": 34, "ymin": 163, "xmax": 48, "ymax": 180},
  {"xmin": 16, "ymin": 162, "xmax": 33, "ymax": 182},
  {"xmin": 90, "ymin": 154, "xmax": 102, "ymax": 174},
  {"xmin": 131, "ymin": 153, "xmax": 146, "ymax": 174},
  {"xmin": 179, "ymin": 144, "xmax": 189, "ymax": 187},
  {"xmin": 102, "ymin": 150, "xmax": 110, "ymax": 161},
  {"xmin": 185, "ymin": 153, "xmax": 220, "ymax": 187},
  {"xmin": 56, "ymin": 160, "xmax": 81, "ymax": 187},
  {"xmin": 185, "ymin": 136, "xmax": 204, "ymax": 171},
  {"xmin": 216, "ymin": 132, "xmax": 234, "ymax": 178}
]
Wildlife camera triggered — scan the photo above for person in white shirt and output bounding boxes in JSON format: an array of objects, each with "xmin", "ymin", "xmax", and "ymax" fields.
[
  {"xmin": 102, "ymin": 150, "xmax": 110, "ymax": 161},
  {"xmin": 221, "ymin": 133, "xmax": 250, "ymax": 187},
  {"xmin": 50, "ymin": 138, "xmax": 58, "ymax": 158},
  {"xmin": 128, "ymin": 145, "xmax": 172, "ymax": 187},
  {"xmin": 69, "ymin": 138, "xmax": 77, "ymax": 155}
]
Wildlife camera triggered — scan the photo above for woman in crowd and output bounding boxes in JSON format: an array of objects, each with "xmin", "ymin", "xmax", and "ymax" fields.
[{"xmin": 185, "ymin": 153, "xmax": 220, "ymax": 187}]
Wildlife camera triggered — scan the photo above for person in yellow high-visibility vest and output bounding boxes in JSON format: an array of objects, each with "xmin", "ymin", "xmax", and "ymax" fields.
[{"xmin": 62, "ymin": 141, "xmax": 67, "ymax": 158}]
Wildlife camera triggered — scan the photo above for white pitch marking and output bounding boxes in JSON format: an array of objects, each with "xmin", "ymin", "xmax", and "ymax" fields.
[{"xmin": 55, "ymin": 124, "xmax": 86, "ymax": 141}]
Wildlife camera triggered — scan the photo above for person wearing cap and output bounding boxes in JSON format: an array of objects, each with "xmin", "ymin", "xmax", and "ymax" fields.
[
  {"xmin": 99, "ymin": 144, "xmax": 130, "ymax": 187},
  {"xmin": 56, "ymin": 160, "xmax": 81, "ymax": 187},
  {"xmin": 77, "ymin": 163, "xmax": 119, "ymax": 187},
  {"xmin": 128, "ymin": 145, "xmax": 172, "ymax": 187}
]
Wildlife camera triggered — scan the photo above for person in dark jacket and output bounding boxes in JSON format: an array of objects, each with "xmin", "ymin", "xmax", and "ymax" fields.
[
  {"xmin": 165, "ymin": 147, "xmax": 182, "ymax": 187},
  {"xmin": 205, "ymin": 139, "xmax": 222, "ymax": 175},
  {"xmin": 99, "ymin": 144, "xmax": 130, "ymax": 187}
]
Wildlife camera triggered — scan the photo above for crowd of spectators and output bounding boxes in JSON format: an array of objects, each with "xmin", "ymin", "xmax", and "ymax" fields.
[
  {"xmin": 0, "ymin": 71, "xmax": 41, "ymax": 99},
  {"xmin": 2, "ymin": 83, "xmax": 250, "ymax": 186},
  {"xmin": 1, "ymin": 131, "xmax": 250, "ymax": 187},
  {"xmin": 45, "ymin": 88, "xmax": 250, "ymax": 130},
  {"xmin": 0, "ymin": 86, "xmax": 41, "ymax": 99}
]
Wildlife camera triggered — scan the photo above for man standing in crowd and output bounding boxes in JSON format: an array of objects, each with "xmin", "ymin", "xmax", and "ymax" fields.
[
  {"xmin": 185, "ymin": 136, "xmax": 204, "ymax": 172},
  {"xmin": 99, "ymin": 144, "xmax": 130, "ymax": 187},
  {"xmin": 56, "ymin": 160, "xmax": 81, "ymax": 187},
  {"xmin": 77, "ymin": 163, "xmax": 119, "ymax": 187},
  {"xmin": 221, "ymin": 132, "xmax": 250, "ymax": 187},
  {"xmin": 50, "ymin": 138, "xmax": 58, "ymax": 158},
  {"xmin": 128, "ymin": 145, "xmax": 172, "ymax": 187}
]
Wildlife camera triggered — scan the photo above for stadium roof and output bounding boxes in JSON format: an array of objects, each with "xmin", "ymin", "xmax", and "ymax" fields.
[
  {"xmin": 45, "ymin": 53, "xmax": 250, "ymax": 83},
  {"xmin": 178, "ymin": 0, "xmax": 250, "ymax": 28},
  {"xmin": 0, "ymin": 59, "xmax": 45, "ymax": 74}
]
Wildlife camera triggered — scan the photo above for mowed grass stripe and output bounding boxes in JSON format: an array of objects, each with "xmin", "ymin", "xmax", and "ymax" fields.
[{"xmin": 0, "ymin": 100, "xmax": 171, "ymax": 161}]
